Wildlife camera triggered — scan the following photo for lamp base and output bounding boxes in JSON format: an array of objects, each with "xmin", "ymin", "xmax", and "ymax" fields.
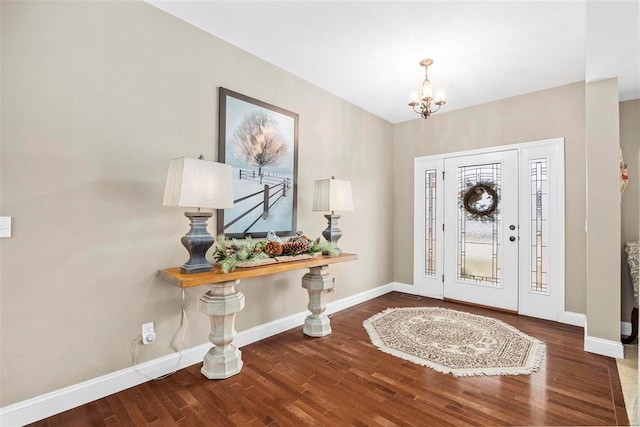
[
  {"xmin": 322, "ymin": 214, "xmax": 343, "ymax": 255},
  {"xmin": 181, "ymin": 211, "xmax": 214, "ymax": 274}
]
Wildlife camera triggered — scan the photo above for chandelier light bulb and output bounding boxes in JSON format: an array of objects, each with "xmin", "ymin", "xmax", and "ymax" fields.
[
  {"xmin": 409, "ymin": 91, "xmax": 419, "ymax": 106},
  {"xmin": 435, "ymin": 87, "xmax": 446, "ymax": 104},
  {"xmin": 421, "ymin": 80, "xmax": 433, "ymax": 101}
]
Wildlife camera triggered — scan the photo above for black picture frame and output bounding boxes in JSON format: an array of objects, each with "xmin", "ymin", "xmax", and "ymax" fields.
[{"xmin": 217, "ymin": 88, "xmax": 299, "ymax": 239}]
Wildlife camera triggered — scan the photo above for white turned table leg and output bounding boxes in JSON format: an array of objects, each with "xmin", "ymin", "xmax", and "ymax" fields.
[
  {"xmin": 301, "ymin": 265, "xmax": 334, "ymax": 337},
  {"xmin": 198, "ymin": 280, "xmax": 245, "ymax": 379}
]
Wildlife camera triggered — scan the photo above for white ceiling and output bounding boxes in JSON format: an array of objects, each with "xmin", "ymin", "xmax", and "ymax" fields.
[{"xmin": 147, "ymin": 1, "xmax": 639, "ymax": 124}]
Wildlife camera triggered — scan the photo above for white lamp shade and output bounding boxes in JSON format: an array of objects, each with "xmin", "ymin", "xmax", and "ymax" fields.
[
  {"xmin": 163, "ymin": 157, "xmax": 234, "ymax": 209},
  {"xmin": 312, "ymin": 178, "xmax": 354, "ymax": 212}
]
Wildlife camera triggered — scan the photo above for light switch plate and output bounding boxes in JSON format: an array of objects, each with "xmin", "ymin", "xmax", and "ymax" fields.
[{"xmin": 0, "ymin": 217, "xmax": 11, "ymax": 238}]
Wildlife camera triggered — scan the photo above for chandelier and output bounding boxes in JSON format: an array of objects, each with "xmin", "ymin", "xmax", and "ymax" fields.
[{"xmin": 408, "ymin": 58, "xmax": 446, "ymax": 119}]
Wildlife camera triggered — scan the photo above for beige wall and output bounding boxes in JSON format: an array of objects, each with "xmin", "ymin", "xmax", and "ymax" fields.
[
  {"xmin": 0, "ymin": 1, "xmax": 393, "ymax": 405},
  {"xmin": 392, "ymin": 82, "xmax": 587, "ymax": 313},
  {"xmin": 620, "ymin": 99, "xmax": 640, "ymax": 321},
  {"xmin": 585, "ymin": 78, "xmax": 621, "ymax": 341},
  {"xmin": 1, "ymin": 0, "xmax": 635, "ymax": 411}
]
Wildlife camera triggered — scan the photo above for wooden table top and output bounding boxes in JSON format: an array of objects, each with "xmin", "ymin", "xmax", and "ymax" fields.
[{"xmin": 158, "ymin": 253, "xmax": 358, "ymax": 288}]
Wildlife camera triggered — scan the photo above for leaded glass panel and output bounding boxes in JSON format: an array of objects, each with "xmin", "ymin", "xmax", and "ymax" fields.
[
  {"xmin": 457, "ymin": 163, "xmax": 501, "ymax": 286},
  {"xmin": 530, "ymin": 158, "xmax": 548, "ymax": 294},
  {"xmin": 424, "ymin": 169, "xmax": 437, "ymax": 276}
]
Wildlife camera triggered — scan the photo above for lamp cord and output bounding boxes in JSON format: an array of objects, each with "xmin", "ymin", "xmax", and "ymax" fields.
[
  {"xmin": 327, "ymin": 278, "xmax": 338, "ymax": 318},
  {"xmin": 131, "ymin": 289, "xmax": 187, "ymax": 380}
]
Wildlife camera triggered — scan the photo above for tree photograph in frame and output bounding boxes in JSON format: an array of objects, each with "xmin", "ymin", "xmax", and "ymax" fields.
[{"xmin": 218, "ymin": 88, "xmax": 299, "ymax": 239}]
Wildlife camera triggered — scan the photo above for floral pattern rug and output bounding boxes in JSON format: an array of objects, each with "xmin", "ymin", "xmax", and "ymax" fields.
[{"xmin": 363, "ymin": 307, "xmax": 545, "ymax": 377}]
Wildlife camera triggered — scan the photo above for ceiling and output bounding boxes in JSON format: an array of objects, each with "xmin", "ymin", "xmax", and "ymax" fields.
[{"xmin": 146, "ymin": 1, "xmax": 639, "ymax": 124}]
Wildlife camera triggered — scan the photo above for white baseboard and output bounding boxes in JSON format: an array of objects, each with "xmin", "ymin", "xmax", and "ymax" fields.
[
  {"xmin": 0, "ymin": 344, "xmax": 211, "ymax": 427},
  {"xmin": 391, "ymin": 282, "xmax": 444, "ymax": 299},
  {"xmin": 0, "ymin": 283, "xmax": 396, "ymax": 426},
  {"xmin": 395, "ymin": 284, "xmax": 587, "ymax": 329},
  {"xmin": 391, "ymin": 282, "xmax": 418, "ymax": 294},
  {"xmin": 2, "ymin": 282, "xmax": 626, "ymax": 425},
  {"xmin": 558, "ymin": 311, "xmax": 586, "ymax": 327},
  {"xmin": 584, "ymin": 334, "xmax": 625, "ymax": 358},
  {"xmin": 327, "ymin": 282, "xmax": 395, "ymax": 315}
]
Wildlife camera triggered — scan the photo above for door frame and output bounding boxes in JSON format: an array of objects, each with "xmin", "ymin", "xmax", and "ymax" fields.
[{"xmin": 413, "ymin": 138, "xmax": 565, "ymax": 321}]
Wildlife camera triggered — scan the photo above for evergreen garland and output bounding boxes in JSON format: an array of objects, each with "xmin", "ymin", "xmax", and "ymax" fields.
[{"xmin": 212, "ymin": 234, "xmax": 338, "ymax": 273}]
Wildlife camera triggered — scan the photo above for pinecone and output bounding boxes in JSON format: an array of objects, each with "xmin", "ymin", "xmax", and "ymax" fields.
[
  {"xmin": 264, "ymin": 241, "xmax": 283, "ymax": 256},
  {"xmin": 282, "ymin": 240, "xmax": 309, "ymax": 255},
  {"xmin": 225, "ymin": 245, "xmax": 240, "ymax": 257}
]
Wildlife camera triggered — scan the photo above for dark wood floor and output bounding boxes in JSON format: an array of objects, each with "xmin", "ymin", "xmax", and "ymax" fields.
[{"xmin": 31, "ymin": 292, "xmax": 628, "ymax": 426}]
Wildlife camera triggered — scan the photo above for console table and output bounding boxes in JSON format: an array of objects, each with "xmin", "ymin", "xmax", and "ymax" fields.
[{"xmin": 158, "ymin": 253, "xmax": 357, "ymax": 379}]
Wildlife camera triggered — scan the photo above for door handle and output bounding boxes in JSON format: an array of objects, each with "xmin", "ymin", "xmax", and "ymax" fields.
[{"xmin": 509, "ymin": 236, "xmax": 516, "ymax": 242}]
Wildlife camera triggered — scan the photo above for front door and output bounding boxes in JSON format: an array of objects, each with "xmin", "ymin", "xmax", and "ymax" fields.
[
  {"xmin": 443, "ymin": 150, "xmax": 519, "ymax": 311},
  {"xmin": 413, "ymin": 139, "xmax": 565, "ymax": 319}
]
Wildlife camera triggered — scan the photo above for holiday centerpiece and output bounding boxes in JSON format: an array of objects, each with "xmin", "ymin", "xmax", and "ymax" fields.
[{"xmin": 212, "ymin": 231, "xmax": 338, "ymax": 273}]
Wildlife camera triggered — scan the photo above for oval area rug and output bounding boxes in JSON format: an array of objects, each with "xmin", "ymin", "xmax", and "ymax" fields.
[{"xmin": 363, "ymin": 307, "xmax": 545, "ymax": 377}]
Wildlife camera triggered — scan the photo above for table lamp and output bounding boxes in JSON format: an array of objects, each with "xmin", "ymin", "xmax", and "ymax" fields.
[
  {"xmin": 312, "ymin": 176, "xmax": 353, "ymax": 254},
  {"xmin": 163, "ymin": 156, "xmax": 234, "ymax": 273}
]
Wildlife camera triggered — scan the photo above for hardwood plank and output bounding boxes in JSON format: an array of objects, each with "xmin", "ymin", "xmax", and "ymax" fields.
[
  {"xmin": 29, "ymin": 292, "xmax": 629, "ymax": 426},
  {"xmin": 609, "ymin": 357, "xmax": 631, "ymax": 426}
]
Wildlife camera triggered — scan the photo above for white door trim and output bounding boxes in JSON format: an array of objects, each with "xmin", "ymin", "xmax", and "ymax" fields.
[{"xmin": 413, "ymin": 138, "xmax": 566, "ymax": 320}]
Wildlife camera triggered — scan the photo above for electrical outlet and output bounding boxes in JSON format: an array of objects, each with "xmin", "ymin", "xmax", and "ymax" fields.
[
  {"xmin": 0, "ymin": 217, "xmax": 12, "ymax": 238},
  {"xmin": 142, "ymin": 322, "xmax": 156, "ymax": 345}
]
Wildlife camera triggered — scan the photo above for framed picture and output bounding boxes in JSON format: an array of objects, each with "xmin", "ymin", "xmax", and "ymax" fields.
[{"xmin": 217, "ymin": 87, "xmax": 299, "ymax": 239}]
